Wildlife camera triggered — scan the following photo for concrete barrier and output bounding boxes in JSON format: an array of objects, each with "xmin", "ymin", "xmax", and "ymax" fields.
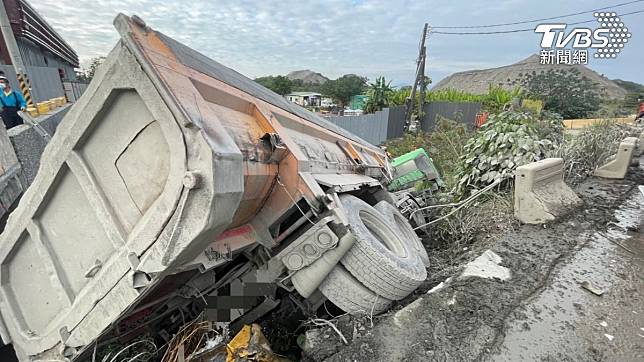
[
  {"xmin": 634, "ymin": 132, "xmax": 644, "ymax": 157},
  {"xmin": 514, "ymin": 158, "xmax": 582, "ymax": 224},
  {"xmin": 594, "ymin": 137, "xmax": 638, "ymax": 179}
]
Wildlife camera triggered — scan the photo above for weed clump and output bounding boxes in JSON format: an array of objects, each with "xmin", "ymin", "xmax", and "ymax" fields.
[{"xmin": 550, "ymin": 121, "xmax": 641, "ymax": 185}]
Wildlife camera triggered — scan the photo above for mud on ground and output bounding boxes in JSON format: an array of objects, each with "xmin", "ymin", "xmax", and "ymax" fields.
[{"xmin": 302, "ymin": 165, "xmax": 644, "ymax": 361}]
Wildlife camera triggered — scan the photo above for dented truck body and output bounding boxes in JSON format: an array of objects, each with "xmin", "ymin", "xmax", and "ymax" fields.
[{"xmin": 0, "ymin": 14, "xmax": 427, "ymax": 361}]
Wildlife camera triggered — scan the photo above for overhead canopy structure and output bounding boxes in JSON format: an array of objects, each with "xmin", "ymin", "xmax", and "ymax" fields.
[{"xmin": 1, "ymin": 0, "xmax": 79, "ymax": 68}]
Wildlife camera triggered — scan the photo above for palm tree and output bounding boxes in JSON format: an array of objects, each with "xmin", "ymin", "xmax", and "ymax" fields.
[{"xmin": 363, "ymin": 76, "xmax": 393, "ymax": 114}]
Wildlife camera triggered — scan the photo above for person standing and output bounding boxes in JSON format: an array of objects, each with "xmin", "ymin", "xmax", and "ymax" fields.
[{"xmin": 0, "ymin": 76, "xmax": 27, "ymax": 129}]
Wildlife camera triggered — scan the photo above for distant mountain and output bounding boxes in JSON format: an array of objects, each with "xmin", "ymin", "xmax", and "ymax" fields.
[
  {"xmin": 612, "ymin": 79, "xmax": 644, "ymax": 94},
  {"xmin": 286, "ymin": 70, "xmax": 329, "ymax": 85},
  {"xmin": 433, "ymin": 54, "xmax": 628, "ymax": 99}
]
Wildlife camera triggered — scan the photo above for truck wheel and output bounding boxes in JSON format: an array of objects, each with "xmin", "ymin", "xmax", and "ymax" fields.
[
  {"xmin": 318, "ymin": 265, "xmax": 391, "ymax": 315},
  {"xmin": 397, "ymin": 192, "xmax": 428, "ymax": 231},
  {"xmin": 339, "ymin": 194, "xmax": 426, "ymax": 300},
  {"xmin": 375, "ymin": 200, "xmax": 430, "ymax": 268}
]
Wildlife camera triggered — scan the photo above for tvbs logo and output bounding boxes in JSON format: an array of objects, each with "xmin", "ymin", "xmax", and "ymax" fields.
[{"xmin": 535, "ymin": 12, "xmax": 631, "ymax": 63}]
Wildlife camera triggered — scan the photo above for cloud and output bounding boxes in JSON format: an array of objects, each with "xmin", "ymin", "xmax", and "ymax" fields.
[{"xmin": 28, "ymin": 0, "xmax": 644, "ymax": 84}]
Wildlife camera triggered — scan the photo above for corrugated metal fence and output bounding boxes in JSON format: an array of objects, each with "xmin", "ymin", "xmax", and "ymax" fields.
[
  {"xmin": 420, "ymin": 102, "xmax": 481, "ymax": 131},
  {"xmin": 325, "ymin": 102, "xmax": 481, "ymax": 145},
  {"xmin": 326, "ymin": 107, "xmax": 395, "ymax": 145},
  {"xmin": 63, "ymin": 81, "xmax": 88, "ymax": 102},
  {"xmin": 0, "ymin": 64, "xmax": 64, "ymax": 103}
]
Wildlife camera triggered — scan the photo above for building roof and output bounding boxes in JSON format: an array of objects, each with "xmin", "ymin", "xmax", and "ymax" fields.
[
  {"xmin": 287, "ymin": 91, "xmax": 321, "ymax": 97},
  {"xmin": 3, "ymin": 0, "xmax": 79, "ymax": 67}
]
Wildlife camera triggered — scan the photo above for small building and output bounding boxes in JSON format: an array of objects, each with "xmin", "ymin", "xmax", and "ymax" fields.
[
  {"xmin": 0, "ymin": 0, "xmax": 81, "ymax": 103},
  {"xmin": 321, "ymin": 96, "xmax": 335, "ymax": 108},
  {"xmin": 286, "ymin": 92, "xmax": 321, "ymax": 107}
]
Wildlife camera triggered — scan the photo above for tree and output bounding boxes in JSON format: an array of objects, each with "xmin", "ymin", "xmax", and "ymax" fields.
[
  {"xmin": 77, "ymin": 56, "xmax": 106, "ymax": 82},
  {"xmin": 254, "ymin": 75, "xmax": 293, "ymax": 95},
  {"xmin": 320, "ymin": 74, "xmax": 367, "ymax": 110},
  {"xmin": 363, "ymin": 76, "xmax": 393, "ymax": 113},
  {"xmin": 517, "ymin": 68, "xmax": 600, "ymax": 119}
]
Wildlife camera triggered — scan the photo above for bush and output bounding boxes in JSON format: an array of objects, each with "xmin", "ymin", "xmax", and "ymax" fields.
[
  {"xmin": 455, "ymin": 111, "xmax": 555, "ymax": 195},
  {"xmin": 424, "ymin": 118, "xmax": 469, "ymax": 188},
  {"xmin": 537, "ymin": 111, "xmax": 565, "ymax": 145}
]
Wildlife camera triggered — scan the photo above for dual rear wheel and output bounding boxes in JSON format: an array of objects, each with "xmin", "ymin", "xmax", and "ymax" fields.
[{"xmin": 318, "ymin": 194, "xmax": 429, "ymax": 315}]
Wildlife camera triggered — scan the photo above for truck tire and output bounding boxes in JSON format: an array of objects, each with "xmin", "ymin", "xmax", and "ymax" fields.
[
  {"xmin": 375, "ymin": 200, "xmax": 430, "ymax": 268},
  {"xmin": 339, "ymin": 194, "xmax": 426, "ymax": 300},
  {"xmin": 318, "ymin": 265, "xmax": 391, "ymax": 315}
]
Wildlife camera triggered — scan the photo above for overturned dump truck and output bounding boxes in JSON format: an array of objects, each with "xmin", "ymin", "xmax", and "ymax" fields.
[{"xmin": 0, "ymin": 14, "xmax": 428, "ymax": 361}]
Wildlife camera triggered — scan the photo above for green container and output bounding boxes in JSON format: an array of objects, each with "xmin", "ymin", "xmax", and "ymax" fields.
[
  {"xmin": 388, "ymin": 148, "xmax": 443, "ymax": 191},
  {"xmin": 349, "ymin": 94, "xmax": 369, "ymax": 110}
]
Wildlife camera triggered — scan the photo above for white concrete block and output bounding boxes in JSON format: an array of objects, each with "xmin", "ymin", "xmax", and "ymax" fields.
[
  {"xmin": 514, "ymin": 158, "xmax": 582, "ymax": 224},
  {"xmin": 594, "ymin": 137, "xmax": 638, "ymax": 179}
]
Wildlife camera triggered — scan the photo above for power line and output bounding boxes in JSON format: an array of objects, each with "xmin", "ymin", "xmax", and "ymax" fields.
[
  {"xmin": 431, "ymin": 0, "xmax": 643, "ymax": 29},
  {"xmin": 431, "ymin": 8, "xmax": 644, "ymax": 35}
]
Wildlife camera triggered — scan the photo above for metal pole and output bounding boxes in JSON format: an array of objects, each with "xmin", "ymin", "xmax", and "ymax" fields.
[
  {"xmin": 0, "ymin": 0, "xmax": 35, "ymax": 109},
  {"xmin": 405, "ymin": 23, "xmax": 428, "ymax": 125},
  {"xmin": 418, "ymin": 45, "xmax": 426, "ymax": 122}
]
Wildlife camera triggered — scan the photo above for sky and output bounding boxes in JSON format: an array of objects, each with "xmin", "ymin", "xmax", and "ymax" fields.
[{"xmin": 29, "ymin": 0, "xmax": 644, "ymax": 86}]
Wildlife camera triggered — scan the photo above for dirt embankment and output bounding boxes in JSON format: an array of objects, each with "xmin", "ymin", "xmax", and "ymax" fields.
[{"xmin": 304, "ymin": 166, "xmax": 644, "ymax": 361}]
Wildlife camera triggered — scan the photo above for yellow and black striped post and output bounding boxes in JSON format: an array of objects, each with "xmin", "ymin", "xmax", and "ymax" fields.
[{"xmin": 16, "ymin": 73, "xmax": 35, "ymax": 109}]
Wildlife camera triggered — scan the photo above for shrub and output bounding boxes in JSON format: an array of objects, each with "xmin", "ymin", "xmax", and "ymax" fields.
[
  {"xmin": 537, "ymin": 111, "xmax": 565, "ymax": 145},
  {"xmin": 455, "ymin": 111, "xmax": 555, "ymax": 195},
  {"xmin": 424, "ymin": 117, "xmax": 469, "ymax": 188}
]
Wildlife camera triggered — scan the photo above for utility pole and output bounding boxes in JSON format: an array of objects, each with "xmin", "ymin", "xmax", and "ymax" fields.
[
  {"xmin": 417, "ymin": 40, "xmax": 427, "ymax": 122},
  {"xmin": 0, "ymin": 0, "xmax": 35, "ymax": 110},
  {"xmin": 405, "ymin": 23, "xmax": 428, "ymax": 130}
]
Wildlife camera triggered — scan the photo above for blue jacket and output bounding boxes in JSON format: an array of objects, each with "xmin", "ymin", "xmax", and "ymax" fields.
[{"xmin": 0, "ymin": 90, "xmax": 27, "ymax": 109}]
